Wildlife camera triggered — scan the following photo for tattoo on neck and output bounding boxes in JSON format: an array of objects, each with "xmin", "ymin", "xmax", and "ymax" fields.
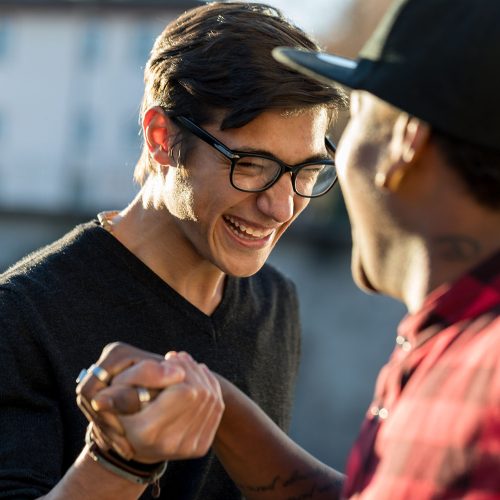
[{"xmin": 435, "ymin": 236, "xmax": 481, "ymax": 262}]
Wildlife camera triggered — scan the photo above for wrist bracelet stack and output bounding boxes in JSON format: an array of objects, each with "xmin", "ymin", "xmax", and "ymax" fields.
[{"xmin": 85, "ymin": 427, "xmax": 167, "ymax": 498}]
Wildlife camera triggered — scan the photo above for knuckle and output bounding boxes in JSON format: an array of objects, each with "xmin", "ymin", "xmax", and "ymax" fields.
[
  {"xmin": 191, "ymin": 387, "xmax": 201, "ymax": 401},
  {"xmin": 208, "ymin": 388, "xmax": 220, "ymax": 404},
  {"xmin": 183, "ymin": 386, "xmax": 199, "ymax": 401},
  {"xmin": 102, "ymin": 341, "xmax": 123, "ymax": 355},
  {"xmin": 102, "ymin": 341, "xmax": 133, "ymax": 361},
  {"xmin": 199, "ymin": 387, "xmax": 210, "ymax": 402}
]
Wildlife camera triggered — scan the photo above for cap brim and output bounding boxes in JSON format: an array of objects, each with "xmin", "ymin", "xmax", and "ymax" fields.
[{"xmin": 272, "ymin": 47, "xmax": 358, "ymax": 88}]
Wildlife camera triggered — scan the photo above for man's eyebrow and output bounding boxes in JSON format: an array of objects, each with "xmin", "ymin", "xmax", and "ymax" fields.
[{"xmin": 231, "ymin": 146, "xmax": 332, "ymax": 165}]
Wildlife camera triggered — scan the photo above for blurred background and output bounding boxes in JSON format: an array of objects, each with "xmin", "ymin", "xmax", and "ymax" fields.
[{"xmin": 0, "ymin": 0, "xmax": 405, "ymax": 472}]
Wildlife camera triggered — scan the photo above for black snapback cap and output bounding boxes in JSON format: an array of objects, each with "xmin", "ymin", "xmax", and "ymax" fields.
[{"xmin": 273, "ymin": 0, "xmax": 500, "ymax": 150}]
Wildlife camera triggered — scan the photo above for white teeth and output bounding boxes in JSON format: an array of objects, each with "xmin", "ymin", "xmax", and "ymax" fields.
[{"xmin": 224, "ymin": 216, "xmax": 272, "ymax": 239}]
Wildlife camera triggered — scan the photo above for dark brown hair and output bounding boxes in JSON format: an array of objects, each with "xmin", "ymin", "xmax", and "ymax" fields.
[
  {"xmin": 135, "ymin": 1, "xmax": 346, "ymax": 184},
  {"xmin": 433, "ymin": 131, "xmax": 500, "ymax": 209}
]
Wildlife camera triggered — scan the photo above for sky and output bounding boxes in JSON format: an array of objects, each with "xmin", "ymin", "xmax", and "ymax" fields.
[{"xmin": 252, "ymin": 0, "xmax": 354, "ymax": 41}]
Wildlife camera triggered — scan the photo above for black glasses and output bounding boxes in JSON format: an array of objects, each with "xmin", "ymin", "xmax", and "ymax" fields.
[{"xmin": 171, "ymin": 114, "xmax": 337, "ymax": 198}]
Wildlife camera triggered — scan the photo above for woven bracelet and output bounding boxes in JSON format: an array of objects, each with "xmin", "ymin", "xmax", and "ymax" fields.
[{"xmin": 85, "ymin": 427, "xmax": 167, "ymax": 498}]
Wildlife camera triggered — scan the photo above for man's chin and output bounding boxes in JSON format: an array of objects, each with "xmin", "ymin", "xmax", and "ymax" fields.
[{"xmin": 351, "ymin": 247, "xmax": 379, "ymax": 294}]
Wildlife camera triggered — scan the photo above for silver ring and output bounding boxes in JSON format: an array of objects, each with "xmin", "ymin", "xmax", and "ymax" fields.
[
  {"xmin": 76, "ymin": 368, "xmax": 88, "ymax": 384},
  {"xmin": 88, "ymin": 364, "xmax": 112, "ymax": 385},
  {"xmin": 137, "ymin": 387, "xmax": 152, "ymax": 409}
]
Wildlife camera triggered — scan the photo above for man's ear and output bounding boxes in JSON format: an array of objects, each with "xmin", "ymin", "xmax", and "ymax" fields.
[
  {"xmin": 142, "ymin": 106, "xmax": 177, "ymax": 166},
  {"xmin": 375, "ymin": 114, "xmax": 431, "ymax": 192}
]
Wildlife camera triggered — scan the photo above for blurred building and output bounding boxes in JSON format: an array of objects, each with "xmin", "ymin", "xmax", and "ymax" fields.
[
  {"xmin": 0, "ymin": 0, "xmax": 197, "ymax": 214},
  {"xmin": 324, "ymin": 0, "xmax": 394, "ymax": 56}
]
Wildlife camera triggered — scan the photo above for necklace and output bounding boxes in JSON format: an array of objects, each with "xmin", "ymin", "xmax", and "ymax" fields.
[{"xmin": 97, "ymin": 210, "xmax": 120, "ymax": 233}]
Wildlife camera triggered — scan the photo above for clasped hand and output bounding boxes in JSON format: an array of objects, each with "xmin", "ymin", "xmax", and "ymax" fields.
[{"xmin": 76, "ymin": 342, "xmax": 225, "ymax": 464}]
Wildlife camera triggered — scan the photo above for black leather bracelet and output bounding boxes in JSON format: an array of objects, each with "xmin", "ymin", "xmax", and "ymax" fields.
[{"xmin": 85, "ymin": 427, "xmax": 167, "ymax": 498}]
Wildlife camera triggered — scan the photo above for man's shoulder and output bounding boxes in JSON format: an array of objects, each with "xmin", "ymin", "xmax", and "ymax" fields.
[{"xmin": 0, "ymin": 220, "xmax": 101, "ymax": 293}]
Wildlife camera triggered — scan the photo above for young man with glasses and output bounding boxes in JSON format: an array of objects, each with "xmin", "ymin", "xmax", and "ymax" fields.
[
  {"xmin": 0, "ymin": 2, "xmax": 344, "ymax": 499},
  {"xmin": 79, "ymin": 0, "xmax": 500, "ymax": 498}
]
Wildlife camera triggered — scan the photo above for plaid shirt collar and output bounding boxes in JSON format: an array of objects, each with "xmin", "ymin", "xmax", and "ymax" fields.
[
  {"xmin": 343, "ymin": 249, "xmax": 500, "ymax": 499},
  {"xmin": 397, "ymin": 249, "xmax": 500, "ymax": 346}
]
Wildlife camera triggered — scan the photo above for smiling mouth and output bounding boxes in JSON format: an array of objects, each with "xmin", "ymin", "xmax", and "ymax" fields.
[{"xmin": 223, "ymin": 215, "xmax": 274, "ymax": 241}]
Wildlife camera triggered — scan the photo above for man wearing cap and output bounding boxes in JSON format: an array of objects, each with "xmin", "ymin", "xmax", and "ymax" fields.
[
  {"xmin": 85, "ymin": 0, "xmax": 500, "ymax": 498},
  {"xmin": 217, "ymin": 0, "xmax": 500, "ymax": 497}
]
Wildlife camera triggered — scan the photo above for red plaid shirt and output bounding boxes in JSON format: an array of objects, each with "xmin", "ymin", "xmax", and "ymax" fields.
[{"xmin": 343, "ymin": 251, "xmax": 500, "ymax": 499}]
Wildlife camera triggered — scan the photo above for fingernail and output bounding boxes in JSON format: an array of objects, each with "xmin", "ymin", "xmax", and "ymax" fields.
[
  {"xmin": 165, "ymin": 351, "xmax": 178, "ymax": 359},
  {"xmin": 91, "ymin": 396, "xmax": 113, "ymax": 412}
]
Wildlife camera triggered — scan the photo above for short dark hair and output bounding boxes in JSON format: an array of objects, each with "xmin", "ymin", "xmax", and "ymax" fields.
[
  {"xmin": 433, "ymin": 131, "xmax": 500, "ymax": 209},
  {"xmin": 135, "ymin": 1, "xmax": 346, "ymax": 184}
]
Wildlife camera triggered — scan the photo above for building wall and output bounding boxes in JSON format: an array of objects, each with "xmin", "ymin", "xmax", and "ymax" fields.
[{"xmin": 0, "ymin": 7, "xmax": 179, "ymax": 212}]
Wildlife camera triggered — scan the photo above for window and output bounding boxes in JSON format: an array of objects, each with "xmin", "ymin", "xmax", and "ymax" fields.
[
  {"xmin": 73, "ymin": 108, "xmax": 93, "ymax": 152},
  {"xmin": 80, "ymin": 20, "xmax": 102, "ymax": 67},
  {"xmin": 0, "ymin": 18, "xmax": 11, "ymax": 61}
]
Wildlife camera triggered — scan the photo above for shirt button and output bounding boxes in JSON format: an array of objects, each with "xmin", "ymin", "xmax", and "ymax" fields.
[
  {"xmin": 370, "ymin": 406, "xmax": 389, "ymax": 420},
  {"xmin": 396, "ymin": 335, "xmax": 412, "ymax": 351},
  {"xmin": 378, "ymin": 408, "xmax": 389, "ymax": 419}
]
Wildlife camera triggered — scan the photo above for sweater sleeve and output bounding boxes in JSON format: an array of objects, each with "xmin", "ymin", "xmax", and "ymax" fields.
[{"xmin": 0, "ymin": 288, "xmax": 64, "ymax": 499}]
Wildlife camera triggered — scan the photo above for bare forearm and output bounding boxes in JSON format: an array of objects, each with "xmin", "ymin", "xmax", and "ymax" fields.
[
  {"xmin": 38, "ymin": 448, "xmax": 146, "ymax": 500},
  {"xmin": 214, "ymin": 376, "xmax": 345, "ymax": 500}
]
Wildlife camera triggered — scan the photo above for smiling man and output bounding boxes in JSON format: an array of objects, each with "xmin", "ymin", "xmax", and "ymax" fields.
[{"xmin": 0, "ymin": 3, "xmax": 345, "ymax": 499}]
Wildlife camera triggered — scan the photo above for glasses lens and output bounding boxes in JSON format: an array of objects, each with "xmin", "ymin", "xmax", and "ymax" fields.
[
  {"xmin": 295, "ymin": 163, "xmax": 337, "ymax": 197},
  {"xmin": 231, "ymin": 156, "xmax": 281, "ymax": 191}
]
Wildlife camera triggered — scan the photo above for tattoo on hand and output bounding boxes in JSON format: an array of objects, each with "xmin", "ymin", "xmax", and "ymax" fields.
[
  {"xmin": 238, "ymin": 468, "xmax": 340, "ymax": 498},
  {"xmin": 239, "ymin": 475, "xmax": 279, "ymax": 492}
]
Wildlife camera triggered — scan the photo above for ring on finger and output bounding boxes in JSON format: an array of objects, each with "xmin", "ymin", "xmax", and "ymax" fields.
[
  {"xmin": 89, "ymin": 364, "xmax": 113, "ymax": 385},
  {"xmin": 76, "ymin": 364, "xmax": 112, "ymax": 385},
  {"xmin": 137, "ymin": 386, "xmax": 152, "ymax": 409}
]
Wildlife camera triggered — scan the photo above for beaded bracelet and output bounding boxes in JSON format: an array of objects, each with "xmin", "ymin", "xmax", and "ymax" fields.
[{"xmin": 85, "ymin": 427, "xmax": 167, "ymax": 498}]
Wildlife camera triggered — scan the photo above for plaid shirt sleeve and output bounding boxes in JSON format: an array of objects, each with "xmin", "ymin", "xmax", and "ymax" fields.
[{"xmin": 343, "ymin": 251, "xmax": 500, "ymax": 500}]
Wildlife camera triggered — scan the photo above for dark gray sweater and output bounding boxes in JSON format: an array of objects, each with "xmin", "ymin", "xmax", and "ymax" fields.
[{"xmin": 0, "ymin": 221, "xmax": 301, "ymax": 499}]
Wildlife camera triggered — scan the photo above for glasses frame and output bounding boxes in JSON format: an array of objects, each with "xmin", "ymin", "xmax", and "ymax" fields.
[{"xmin": 170, "ymin": 114, "xmax": 337, "ymax": 198}]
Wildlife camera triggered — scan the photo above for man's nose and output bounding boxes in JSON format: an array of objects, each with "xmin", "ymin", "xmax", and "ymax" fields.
[{"xmin": 256, "ymin": 173, "xmax": 295, "ymax": 223}]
